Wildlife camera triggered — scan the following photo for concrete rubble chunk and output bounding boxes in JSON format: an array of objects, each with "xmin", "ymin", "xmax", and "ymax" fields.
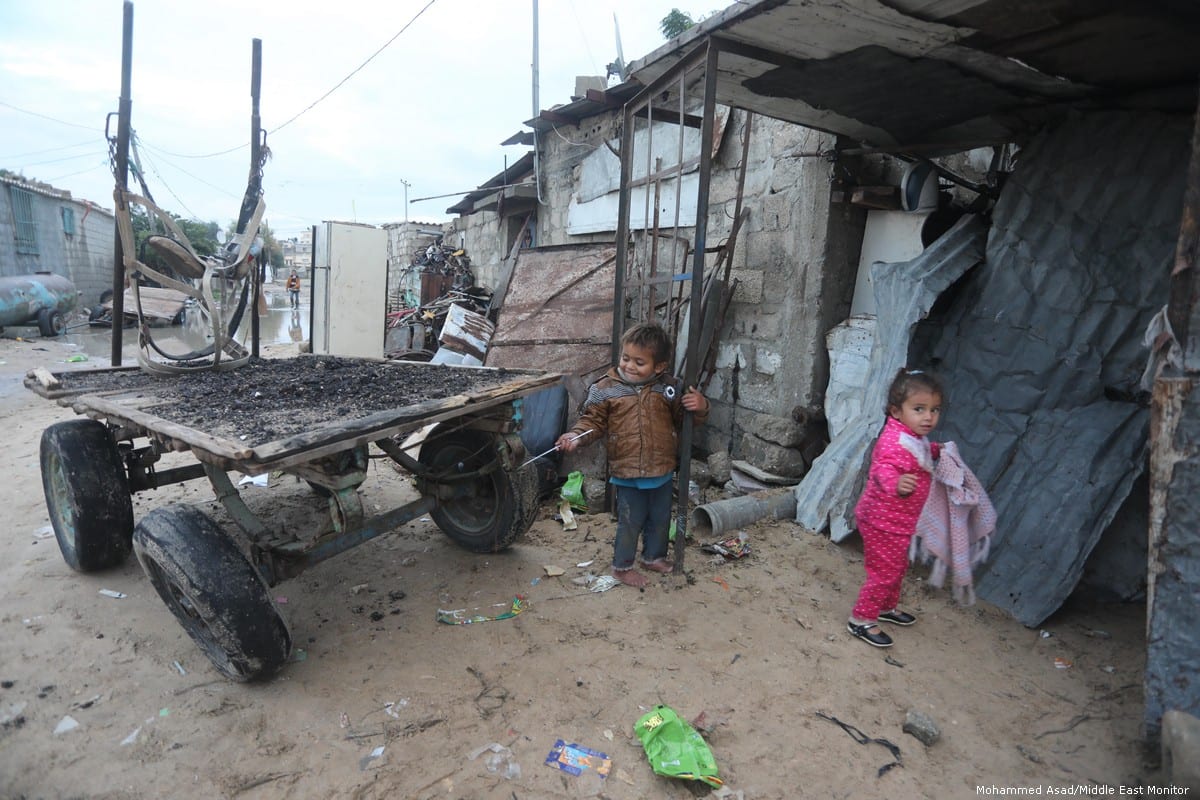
[{"xmin": 903, "ymin": 709, "xmax": 940, "ymax": 746}]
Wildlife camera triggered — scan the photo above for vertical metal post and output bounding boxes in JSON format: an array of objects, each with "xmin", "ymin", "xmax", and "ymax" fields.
[
  {"xmin": 612, "ymin": 102, "xmax": 635, "ymax": 365},
  {"xmin": 249, "ymin": 39, "xmax": 263, "ymax": 358},
  {"xmin": 109, "ymin": 1, "xmax": 133, "ymax": 366},
  {"xmin": 672, "ymin": 41, "xmax": 719, "ymax": 571}
]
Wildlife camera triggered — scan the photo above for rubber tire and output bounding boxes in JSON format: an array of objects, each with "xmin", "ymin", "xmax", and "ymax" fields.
[
  {"xmin": 99, "ymin": 288, "xmax": 114, "ymax": 305},
  {"xmin": 419, "ymin": 428, "xmax": 536, "ymax": 552},
  {"xmin": 37, "ymin": 308, "xmax": 64, "ymax": 337},
  {"xmin": 40, "ymin": 419, "xmax": 134, "ymax": 572},
  {"xmin": 133, "ymin": 504, "xmax": 292, "ymax": 682}
]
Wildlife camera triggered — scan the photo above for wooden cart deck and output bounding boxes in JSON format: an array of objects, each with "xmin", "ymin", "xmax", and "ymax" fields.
[{"xmin": 25, "ymin": 355, "xmax": 562, "ymax": 473}]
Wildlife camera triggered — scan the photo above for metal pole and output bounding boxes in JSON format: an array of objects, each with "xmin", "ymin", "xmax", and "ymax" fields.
[
  {"xmin": 612, "ymin": 101, "xmax": 635, "ymax": 365},
  {"xmin": 672, "ymin": 41, "xmax": 719, "ymax": 572},
  {"xmin": 249, "ymin": 39, "xmax": 262, "ymax": 358},
  {"xmin": 400, "ymin": 179, "xmax": 411, "ymax": 222},
  {"xmin": 109, "ymin": 1, "xmax": 133, "ymax": 366}
]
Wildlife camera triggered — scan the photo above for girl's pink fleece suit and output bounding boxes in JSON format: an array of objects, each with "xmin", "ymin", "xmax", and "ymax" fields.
[{"xmin": 852, "ymin": 416, "xmax": 940, "ymax": 622}]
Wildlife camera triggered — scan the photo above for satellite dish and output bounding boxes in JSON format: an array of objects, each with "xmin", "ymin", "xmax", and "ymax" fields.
[{"xmin": 901, "ymin": 162, "xmax": 939, "ymax": 212}]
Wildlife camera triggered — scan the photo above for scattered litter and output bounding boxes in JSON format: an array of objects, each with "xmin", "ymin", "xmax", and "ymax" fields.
[
  {"xmin": 120, "ymin": 725, "xmax": 141, "ymax": 746},
  {"xmin": 53, "ymin": 715, "xmax": 80, "ymax": 735},
  {"xmin": 236, "ymin": 473, "xmax": 269, "ymax": 487},
  {"xmin": 588, "ymin": 575, "xmax": 619, "ymax": 593},
  {"xmin": 437, "ymin": 596, "xmax": 527, "ymax": 625},
  {"xmin": 1053, "ymin": 657, "xmax": 1073, "ymax": 670},
  {"xmin": 289, "ymin": 649, "xmax": 307, "ymax": 663},
  {"xmin": 275, "ymin": 596, "xmax": 288, "ymax": 604},
  {"xmin": 1039, "ymin": 630, "xmax": 1053, "ymax": 639},
  {"xmin": 360, "ymin": 745, "xmax": 385, "ymax": 771},
  {"xmin": 400, "ymin": 556, "xmax": 417, "ymax": 567},
  {"xmin": 98, "ymin": 589, "xmax": 127, "ymax": 599},
  {"xmin": 470, "ymin": 742, "xmax": 521, "ymax": 779},
  {"xmin": 603, "ymin": 729, "xmax": 614, "ymax": 741},
  {"xmin": 1, "ymin": 701, "xmax": 28, "ymax": 726},
  {"xmin": 65, "ymin": 354, "xmax": 88, "ymax": 363},
  {"xmin": 576, "ymin": 560, "xmax": 594, "ymax": 568},
  {"xmin": 71, "ymin": 694, "xmax": 102, "ymax": 710},
  {"xmin": 158, "ymin": 708, "xmax": 169, "ymax": 718},
  {"xmin": 545, "ymin": 740, "xmax": 611, "ymax": 778},
  {"xmin": 22, "ymin": 616, "xmax": 43, "ymax": 628},
  {"xmin": 815, "ymin": 711, "xmax": 902, "ymax": 778},
  {"xmin": 1085, "ymin": 629, "xmax": 1112, "ymax": 639},
  {"xmin": 558, "ymin": 500, "xmax": 578, "ymax": 531},
  {"xmin": 1100, "ymin": 665, "xmax": 1116, "ymax": 674},
  {"xmin": 530, "ymin": 577, "xmax": 541, "ymax": 586},
  {"xmin": 350, "ymin": 583, "xmax": 369, "ymax": 595},
  {"xmin": 712, "ymin": 576, "xmax": 730, "ymax": 591},
  {"xmin": 384, "ymin": 699, "xmax": 409, "ymax": 718},
  {"xmin": 701, "ymin": 532, "xmax": 751, "ymax": 560},
  {"xmin": 171, "ymin": 661, "xmax": 186, "ymax": 676},
  {"xmin": 635, "ymin": 705, "xmax": 722, "ymax": 787},
  {"xmin": 340, "ymin": 712, "xmax": 350, "ymax": 728},
  {"xmin": 34, "ymin": 525, "xmax": 54, "ymax": 539},
  {"xmin": 543, "ymin": 565, "xmax": 565, "ymax": 577}
]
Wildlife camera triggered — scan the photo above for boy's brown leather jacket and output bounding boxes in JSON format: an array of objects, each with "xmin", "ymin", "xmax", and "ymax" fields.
[{"xmin": 565, "ymin": 367, "xmax": 708, "ymax": 479}]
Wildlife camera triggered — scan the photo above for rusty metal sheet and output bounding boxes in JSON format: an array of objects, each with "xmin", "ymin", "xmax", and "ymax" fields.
[{"xmin": 487, "ymin": 243, "xmax": 616, "ymax": 375}]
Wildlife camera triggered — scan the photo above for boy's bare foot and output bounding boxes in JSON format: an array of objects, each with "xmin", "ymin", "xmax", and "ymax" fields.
[
  {"xmin": 641, "ymin": 558, "xmax": 673, "ymax": 574},
  {"xmin": 613, "ymin": 568, "xmax": 649, "ymax": 588}
]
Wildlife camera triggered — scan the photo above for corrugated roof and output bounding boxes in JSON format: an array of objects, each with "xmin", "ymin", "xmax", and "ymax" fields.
[
  {"xmin": 446, "ymin": 151, "xmax": 535, "ymax": 215},
  {"xmin": 628, "ymin": 0, "xmax": 1200, "ymax": 150}
]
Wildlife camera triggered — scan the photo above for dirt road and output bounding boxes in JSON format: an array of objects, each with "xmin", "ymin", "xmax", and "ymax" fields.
[{"xmin": 0, "ymin": 333, "xmax": 1157, "ymax": 799}]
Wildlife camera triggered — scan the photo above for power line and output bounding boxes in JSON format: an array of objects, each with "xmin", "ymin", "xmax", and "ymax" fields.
[
  {"xmin": 14, "ymin": 150, "xmax": 108, "ymax": 169},
  {"xmin": 160, "ymin": 0, "xmax": 439, "ymax": 159},
  {"xmin": 271, "ymin": 0, "xmax": 438, "ymax": 134},
  {"xmin": 0, "ymin": 99, "xmax": 101, "ymax": 132},
  {"xmin": 0, "ymin": 137, "xmax": 100, "ymax": 160}
]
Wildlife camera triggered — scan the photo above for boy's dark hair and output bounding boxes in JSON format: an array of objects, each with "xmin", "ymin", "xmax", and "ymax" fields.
[
  {"xmin": 885, "ymin": 367, "xmax": 944, "ymax": 414},
  {"xmin": 621, "ymin": 323, "xmax": 672, "ymax": 366}
]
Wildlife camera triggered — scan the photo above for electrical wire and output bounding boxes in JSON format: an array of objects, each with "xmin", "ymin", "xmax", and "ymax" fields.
[
  {"xmin": 0, "ymin": 99, "xmax": 100, "ymax": 132},
  {"xmin": 0, "ymin": 137, "xmax": 100, "ymax": 160}
]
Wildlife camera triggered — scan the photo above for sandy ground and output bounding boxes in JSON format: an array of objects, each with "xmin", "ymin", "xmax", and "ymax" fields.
[{"xmin": 0, "ymin": 328, "xmax": 1161, "ymax": 800}]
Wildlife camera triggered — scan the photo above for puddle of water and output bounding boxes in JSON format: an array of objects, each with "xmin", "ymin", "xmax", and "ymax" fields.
[{"xmin": 60, "ymin": 297, "xmax": 308, "ymax": 360}]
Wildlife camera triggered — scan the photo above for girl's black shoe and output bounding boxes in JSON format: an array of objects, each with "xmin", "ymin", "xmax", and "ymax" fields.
[
  {"xmin": 878, "ymin": 610, "xmax": 917, "ymax": 626},
  {"xmin": 847, "ymin": 621, "xmax": 893, "ymax": 648}
]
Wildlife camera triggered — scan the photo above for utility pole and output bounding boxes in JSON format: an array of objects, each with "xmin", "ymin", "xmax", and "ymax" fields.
[{"xmin": 400, "ymin": 179, "xmax": 411, "ymax": 222}]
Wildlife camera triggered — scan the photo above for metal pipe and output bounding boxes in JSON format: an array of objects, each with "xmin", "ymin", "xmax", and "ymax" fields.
[
  {"xmin": 691, "ymin": 488, "xmax": 798, "ymax": 540},
  {"xmin": 672, "ymin": 41, "xmax": 720, "ymax": 570},
  {"xmin": 110, "ymin": 1, "xmax": 133, "ymax": 366},
  {"xmin": 249, "ymin": 39, "xmax": 262, "ymax": 358}
]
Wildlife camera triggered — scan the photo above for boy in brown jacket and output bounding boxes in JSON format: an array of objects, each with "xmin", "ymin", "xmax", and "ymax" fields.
[{"xmin": 555, "ymin": 323, "xmax": 709, "ymax": 587}]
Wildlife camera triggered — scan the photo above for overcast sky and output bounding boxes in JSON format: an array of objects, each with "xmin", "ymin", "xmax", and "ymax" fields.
[{"xmin": 0, "ymin": 0, "xmax": 719, "ymax": 239}]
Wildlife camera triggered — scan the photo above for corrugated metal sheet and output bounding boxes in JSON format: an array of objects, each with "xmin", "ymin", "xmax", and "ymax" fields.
[
  {"xmin": 628, "ymin": 0, "xmax": 1200, "ymax": 150},
  {"xmin": 794, "ymin": 214, "xmax": 989, "ymax": 542},
  {"xmin": 927, "ymin": 111, "xmax": 1189, "ymax": 626}
]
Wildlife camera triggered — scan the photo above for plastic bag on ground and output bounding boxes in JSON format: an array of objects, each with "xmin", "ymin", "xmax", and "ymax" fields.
[{"xmin": 634, "ymin": 704, "xmax": 722, "ymax": 788}]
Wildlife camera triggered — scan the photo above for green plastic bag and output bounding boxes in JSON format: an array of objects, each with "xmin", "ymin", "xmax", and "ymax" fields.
[
  {"xmin": 560, "ymin": 470, "xmax": 587, "ymax": 511},
  {"xmin": 634, "ymin": 704, "xmax": 722, "ymax": 788}
]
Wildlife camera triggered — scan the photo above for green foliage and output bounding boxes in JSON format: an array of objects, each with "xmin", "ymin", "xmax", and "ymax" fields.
[{"xmin": 660, "ymin": 8, "xmax": 696, "ymax": 39}]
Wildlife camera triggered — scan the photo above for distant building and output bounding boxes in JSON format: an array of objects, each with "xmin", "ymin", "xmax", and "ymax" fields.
[{"xmin": 0, "ymin": 174, "xmax": 115, "ymax": 305}]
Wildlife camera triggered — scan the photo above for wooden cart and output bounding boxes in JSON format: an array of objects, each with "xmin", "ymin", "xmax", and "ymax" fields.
[{"xmin": 26, "ymin": 357, "xmax": 560, "ymax": 681}]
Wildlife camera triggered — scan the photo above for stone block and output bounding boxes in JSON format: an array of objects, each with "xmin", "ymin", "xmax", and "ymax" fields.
[
  {"xmin": 733, "ymin": 431, "xmax": 807, "ymax": 477},
  {"xmin": 740, "ymin": 408, "xmax": 806, "ymax": 447},
  {"xmin": 730, "ymin": 270, "xmax": 764, "ymax": 303},
  {"xmin": 903, "ymin": 709, "xmax": 941, "ymax": 746},
  {"xmin": 707, "ymin": 452, "xmax": 732, "ymax": 485},
  {"xmin": 755, "ymin": 348, "xmax": 782, "ymax": 376}
]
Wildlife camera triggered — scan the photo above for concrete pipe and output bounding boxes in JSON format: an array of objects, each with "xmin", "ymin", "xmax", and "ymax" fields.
[{"xmin": 691, "ymin": 487, "xmax": 798, "ymax": 539}]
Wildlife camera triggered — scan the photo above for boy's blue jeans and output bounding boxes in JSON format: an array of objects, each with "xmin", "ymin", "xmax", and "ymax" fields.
[{"xmin": 612, "ymin": 482, "xmax": 673, "ymax": 570}]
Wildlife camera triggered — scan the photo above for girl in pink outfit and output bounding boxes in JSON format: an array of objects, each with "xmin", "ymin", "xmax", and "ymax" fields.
[{"xmin": 847, "ymin": 368, "xmax": 943, "ymax": 648}]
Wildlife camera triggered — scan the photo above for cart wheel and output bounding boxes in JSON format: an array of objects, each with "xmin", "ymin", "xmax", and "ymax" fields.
[
  {"xmin": 37, "ymin": 308, "xmax": 65, "ymax": 337},
  {"xmin": 133, "ymin": 504, "xmax": 292, "ymax": 682},
  {"xmin": 419, "ymin": 428, "xmax": 537, "ymax": 552},
  {"xmin": 40, "ymin": 419, "xmax": 134, "ymax": 572}
]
